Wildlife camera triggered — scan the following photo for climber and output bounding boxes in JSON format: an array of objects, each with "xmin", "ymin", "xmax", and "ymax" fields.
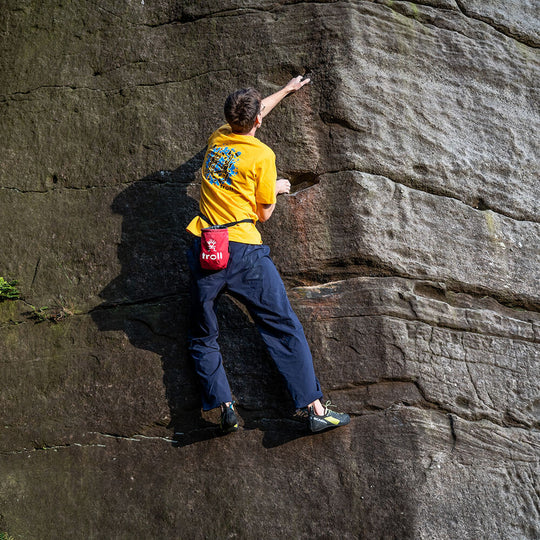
[{"xmin": 185, "ymin": 75, "xmax": 350, "ymax": 434}]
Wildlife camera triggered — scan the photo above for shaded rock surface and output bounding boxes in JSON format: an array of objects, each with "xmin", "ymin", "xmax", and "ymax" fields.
[{"xmin": 1, "ymin": 1, "xmax": 539, "ymax": 538}]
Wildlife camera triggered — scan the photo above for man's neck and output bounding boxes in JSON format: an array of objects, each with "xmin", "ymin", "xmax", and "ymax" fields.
[
  {"xmin": 235, "ymin": 125, "xmax": 257, "ymax": 137},
  {"xmin": 246, "ymin": 125, "xmax": 258, "ymax": 136}
]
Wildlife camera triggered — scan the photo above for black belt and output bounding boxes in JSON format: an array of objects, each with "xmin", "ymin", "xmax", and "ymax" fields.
[{"xmin": 199, "ymin": 214, "xmax": 254, "ymax": 230}]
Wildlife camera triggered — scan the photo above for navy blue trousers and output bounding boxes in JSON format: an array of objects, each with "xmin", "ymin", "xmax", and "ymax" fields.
[{"xmin": 187, "ymin": 239, "xmax": 323, "ymax": 411}]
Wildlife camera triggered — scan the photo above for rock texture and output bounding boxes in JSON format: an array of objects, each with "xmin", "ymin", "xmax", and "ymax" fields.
[{"xmin": 1, "ymin": 1, "xmax": 539, "ymax": 538}]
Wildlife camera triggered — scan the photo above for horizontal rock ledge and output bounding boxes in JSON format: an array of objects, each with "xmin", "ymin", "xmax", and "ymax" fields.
[{"xmin": 265, "ymin": 171, "xmax": 540, "ymax": 310}]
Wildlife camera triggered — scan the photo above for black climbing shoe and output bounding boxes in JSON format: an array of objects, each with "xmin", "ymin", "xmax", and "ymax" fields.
[
  {"xmin": 308, "ymin": 401, "xmax": 350, "ymax": 433},
  {"xmin": 220, "ymin": 402, "xmax": 239, "ymax": 433}
]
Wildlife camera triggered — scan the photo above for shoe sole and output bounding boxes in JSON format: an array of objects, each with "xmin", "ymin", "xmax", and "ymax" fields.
[
  {"xmin": 309, "ymin": 416, "xmax": 350, "ymax": 433},
  {"xmin": 220, "ymin": 423, "xmax": 239, "ymax": 434}
]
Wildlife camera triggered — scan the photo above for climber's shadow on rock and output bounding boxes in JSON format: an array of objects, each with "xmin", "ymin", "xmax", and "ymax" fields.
[{"xmin": 91, "ymin": 149, "xmax": 313, "ymax": 448}]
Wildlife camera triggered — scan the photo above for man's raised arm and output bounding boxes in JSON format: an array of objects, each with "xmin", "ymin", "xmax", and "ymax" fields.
[{"xmin": 260, "ymin": 75, "xmax": 310, "ymax": 118}]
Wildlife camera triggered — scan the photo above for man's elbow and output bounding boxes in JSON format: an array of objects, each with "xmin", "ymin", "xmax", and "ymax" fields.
[{"xmin": 257, "ymin": 203, "xmax": 275, "ymax": 222}]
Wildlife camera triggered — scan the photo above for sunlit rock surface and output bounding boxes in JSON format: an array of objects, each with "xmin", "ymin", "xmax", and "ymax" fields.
[{"xmin": 1, "ymin": 1, "xmax": 538, "ymax": 538}]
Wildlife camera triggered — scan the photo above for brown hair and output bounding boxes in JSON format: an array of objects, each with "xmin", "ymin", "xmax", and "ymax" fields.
[{"xmin": 224, "ymin": 88, "xmax": 262, "ymax": 134}]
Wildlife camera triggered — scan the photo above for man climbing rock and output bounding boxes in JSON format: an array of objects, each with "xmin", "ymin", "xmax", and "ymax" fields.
[{"xmin": 186, "ymin": 76, "xmax": 350, "ymax": 434}]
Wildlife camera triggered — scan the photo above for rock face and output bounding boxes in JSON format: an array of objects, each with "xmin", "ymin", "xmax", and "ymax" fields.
[{"xmin": 1, "ymin": 1, "xmax": 539, "ymax": 538}]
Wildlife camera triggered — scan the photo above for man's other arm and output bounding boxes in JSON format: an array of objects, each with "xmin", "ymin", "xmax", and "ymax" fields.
[{"xmin": 256, "ymin": 179, "xmax": 291, "ymax": 222}]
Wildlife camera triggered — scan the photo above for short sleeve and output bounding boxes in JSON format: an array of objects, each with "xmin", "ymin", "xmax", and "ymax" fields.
[{"xmin": 255, "ymin": 148, "xmax": 277, "ymax": 205}]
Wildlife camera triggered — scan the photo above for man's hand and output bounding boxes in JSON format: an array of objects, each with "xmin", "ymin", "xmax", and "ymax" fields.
[
  {"xmin": 276, "ymin": 178, "xmax": 291, "ymax": 195},
  {"xmin": 284, "ymin": 75, "xmax": 311, "ymax": 94}
]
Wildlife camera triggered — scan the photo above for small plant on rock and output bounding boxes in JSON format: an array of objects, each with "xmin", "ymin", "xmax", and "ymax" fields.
[
  {"xmin": 0, "ymin": 277, "xmax": 21, "ymax": 301},
  {"xmin": 27, "ymin": 304, "xmax": 75, "ymax": 324},
  {"xmin": 26, "ymin": 305, "xmax": 51, "ymax": 323},
  {"xmin": 0, "ymin": 277, "xmax": 76, "ymax": 323}
]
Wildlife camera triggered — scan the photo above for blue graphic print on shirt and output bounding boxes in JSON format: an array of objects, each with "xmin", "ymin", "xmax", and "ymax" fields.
[{"xmin": 204, "ymin": 145, "xmax": 242, "ymax": 187}]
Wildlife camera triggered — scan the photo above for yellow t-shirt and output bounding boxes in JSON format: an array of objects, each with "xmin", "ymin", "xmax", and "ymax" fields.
[{"xmin": 186, "ymin": 124, "xmax": 277, "ymax": 244}]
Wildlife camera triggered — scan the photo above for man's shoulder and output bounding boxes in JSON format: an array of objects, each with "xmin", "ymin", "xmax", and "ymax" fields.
[
  {"xmin": 208, "ymin": 124, "xmax": 232, "ymax": 144},
  {"xmin": 252, "ymin": 138, "xmax": 275, "ymax": 157}
]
